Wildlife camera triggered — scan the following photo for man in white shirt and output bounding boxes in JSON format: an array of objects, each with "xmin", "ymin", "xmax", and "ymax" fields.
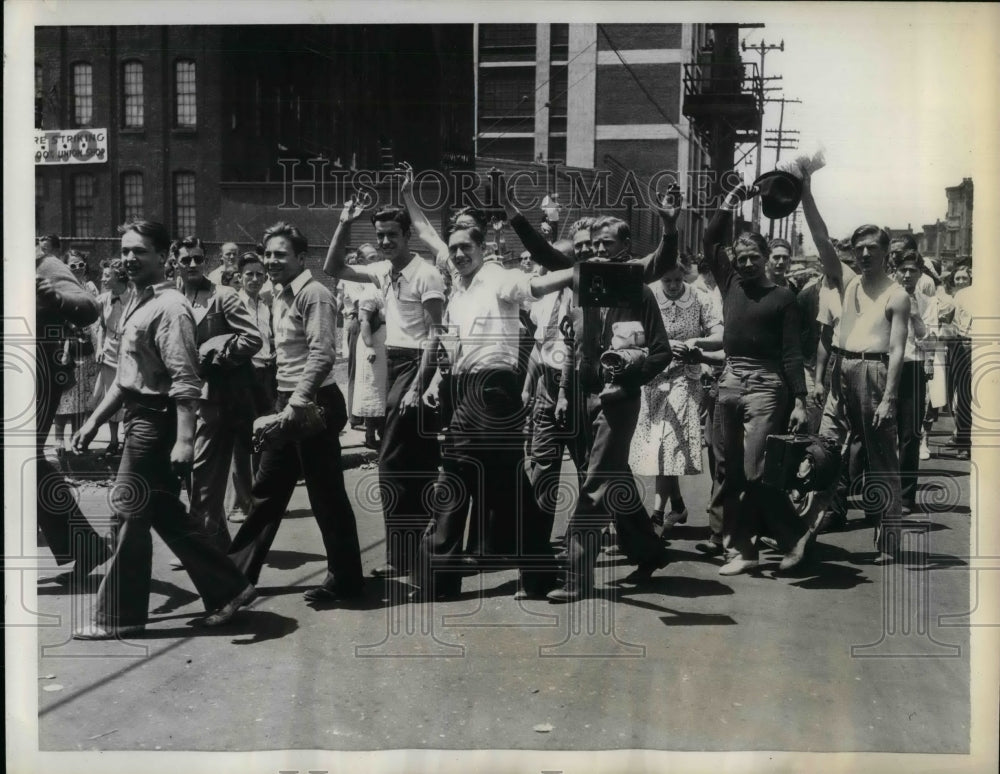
[
  {"xmin": 948, "ymin": 269, "xmax": 973, "ymax": 459},
  {"xmin": 414, "ymin": 224, "xmax": 575, "ymax": 601},
  {"xmin": 324, "ymin": 201, "xmax": 446, "ymax": 579},
  {"xmin": 894, "ymin": 250, "xmax": 938, "ymax": 512}
]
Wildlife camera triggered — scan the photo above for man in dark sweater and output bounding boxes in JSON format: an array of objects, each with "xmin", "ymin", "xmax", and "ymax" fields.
[
  {"xmin": 703, "ymin": 183, "xmax": 808, "ymax": 576},
  {"xmin": 36, "ymin": 245, "xmax": 111, "ymax": 585},
  {"xmin": 498, "ymin": 175, "xmax": 679, "ymax": 601}
]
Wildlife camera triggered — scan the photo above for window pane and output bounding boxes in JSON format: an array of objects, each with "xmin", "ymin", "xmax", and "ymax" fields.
[
  {"xmin": 72, "ymin": 174, "xmax": 95, "ymax": 237},
  {"xmin": 122, "ymin": 173, "xmax": 144, "ymax": 222},
  {"xmin": 72, "ymin": 63, "xmax": 93, "ymax": 126},
  {"xmin": 123, "ymin": 61, "xmax": 144, "ymax": 128},
  {"xmin": 175, "ymin": 60, "xmax": 197, "ymax": 127},
  {"xmin": 174, "ymin": 172, "xmax": 196, "ymax": 234}
]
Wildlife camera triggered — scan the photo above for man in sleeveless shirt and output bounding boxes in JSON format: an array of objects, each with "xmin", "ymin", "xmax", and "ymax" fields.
[{"xmin": 835, "ymin": 225, "xmax": 910, "ymax": 561}]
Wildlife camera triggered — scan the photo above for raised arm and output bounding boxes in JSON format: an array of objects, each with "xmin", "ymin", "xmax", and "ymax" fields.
[
  {"xmin": 323, "ymin": 195, "xmax": 375, "ymax": 283},
  {"xmin": 496, "ymin": 170, "xmax": 573, "ymax": 272},
  {"xmin": 799, "ymin": 171, "xmax": 842, "ymax": 288},
  {"xmin": 529, "ymin": 267, "xmax": 574, "ymax": 298},
  {"xmin": 634, "ymin": 186, "xmax": 683, "ymax": 282},
  {"xmin": 703, "ymin": 183, "xmax": 748, "ymax": 290},
  {"xmin": 399, "ymin": 162, "xmax": 450, "ymax": 263}
]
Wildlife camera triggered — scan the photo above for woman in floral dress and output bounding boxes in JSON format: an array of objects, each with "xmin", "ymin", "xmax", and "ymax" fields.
[{"xmin": 629, "ymin": 263, "xmax": 723, "ymax": 528}]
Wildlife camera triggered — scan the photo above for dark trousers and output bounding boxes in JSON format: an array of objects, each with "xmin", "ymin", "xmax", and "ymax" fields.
[
  {"xmin": 527, "ymin": 365, "xmax": 590, "ymax": 546},
  {"xmin": 949, "ymin": 338, "xmax": 972, "ymax": 449},
  {"xmin": 416, "ymin": 369, "xmax": 556, "ymax": 594},
  {"xmin": 731, "ymin": 483, "xmax": 807, "ymax": 559},
  {"xmin": 378, "ymin": 347, "xmax": 440, "ymax": 573},
  {"xmin": 228, "ymin": 385, "xmax": 364, "ymax": 590},
  {"xmin": 838, "ymin": 358, "xmax": 902, "ymax": 551},
  {"xmin": 703, "ymin": 375, "xmax": 724, "ymax": 539},
  {"xmin": 95, "ymin": 398, "xmax": 250, "ymax": 628},
  {"xmin": 188, "ymin": 401, "xmax": 245, "ymax": 552},
  {"xmin": 563, "ymin": 391, "xmax": 663, "ymax": 588},
  {"xmin": 714, "ymin": 359, "xmax": 791, "ymax": 557},
  {"xmin": 35, "ymin": 362, "xmax": 109, "ymax": 572},
  {"xmin": 898, "ymin": 361, "xmax": 927, "ymax": 507},
  {"xmin": 228, "ymin": 362, "xmax": 278, "ymax": 514}
]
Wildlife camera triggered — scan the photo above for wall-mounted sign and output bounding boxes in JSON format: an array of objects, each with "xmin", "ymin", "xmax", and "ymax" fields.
[{"xmin": 34, "ymin": 128, "xmax": 108, "ymax": 165}]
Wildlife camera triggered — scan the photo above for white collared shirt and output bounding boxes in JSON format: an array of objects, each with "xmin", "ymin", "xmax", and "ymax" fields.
[
  {"xmin": 530, "ymin": 286, "xmax": 572, "ymax": 370},
  {"xmin": 353, "ymin": 254, "xmax": 446, "ymax": 348},
  {"xmin": 446, "ymin": 261, "xmax": 533, "ymax": 374},
  {"xmin": 239, "ymin": 289, "xmax": 274, "ymax": 368}
]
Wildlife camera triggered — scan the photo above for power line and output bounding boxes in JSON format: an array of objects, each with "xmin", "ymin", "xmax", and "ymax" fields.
[{"xmin": 596, "ymin": 24, "xmax": 708, "ymax": 158}]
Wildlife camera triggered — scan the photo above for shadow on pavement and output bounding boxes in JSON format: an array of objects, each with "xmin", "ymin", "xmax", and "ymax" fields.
[{"xmin": 264, "ymin": 549, "xmax": 327, "ymax": 570}]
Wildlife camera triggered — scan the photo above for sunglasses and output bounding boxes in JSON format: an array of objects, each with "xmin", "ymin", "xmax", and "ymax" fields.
[
  {"xmin": 69, "ymin": 263, "xmax": 86, "ymax": 271},
  {"xmin": 178, "ymin": 254, "xmax": 205, "ymax": 266}
]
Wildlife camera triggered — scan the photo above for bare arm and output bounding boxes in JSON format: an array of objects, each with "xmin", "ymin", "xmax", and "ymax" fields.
[
  {"xmin": 635, "ymin": 186, "xmax": 683, "ymax": 283},
  {"xmin": 400, "ymin": 298, "xmax": 445, "ymax": 415},
  {"xmin": 874, "ymin": 290, "xmax": 911, "ymax": 428},
  {"xmin": 529, "ymin": 268, "xmax": 574, "ymax": 298},
  {"xmin": 323, "ymin": 195, "xmax": 375, "ymax": 283},
  {"xmin": 799, "ymin": 172, "xmax": 842, "ymax": 287},
  {"xmin": 400, "ymin": 162, "xmax": 450, "ymax": 260}
]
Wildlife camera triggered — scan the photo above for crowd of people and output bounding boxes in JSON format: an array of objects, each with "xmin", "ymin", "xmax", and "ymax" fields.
[{"xmin": 34, "ymin": 162, "xmax": 975, "ymax": 638}]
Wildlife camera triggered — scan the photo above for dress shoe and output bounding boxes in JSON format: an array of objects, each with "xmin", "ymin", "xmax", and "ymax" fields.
[
  {"xmin": 303, "ymin": 583, "xmax": 365, "ymax": 604},
  {"xmin": 72, "ymin": 622, "xmax": 145, "ymax": 640},
  {"xmin": 817, "ymin": 513, "xmax": 847, "ymax": 534},
  {"xmin": 650, "ymin": 510, "xmax": 665, "ymax": 528},
  {"xmin": 663, "ymin": 508, "xmax": 688, "ymax": 528},
  {"xmin": 919, "ymin": 440, "xmax": 931, "ymax": 461},
  {"xmin": 604, "ymin": 544, "xmax": 624, "ymax": 556},
  {"xmin": 198, "ymin": 585, "xmax": 257, "ymax": 626},
  {"xmin": 779, "ymin": 532, "xmax": 811, "ymax": 572},
  {"xmin": 371, "ymin": 564, "xmax": 402, "ymax": 578},
  {"xmin": 719, "ymin": 556, "xmax": 760, "ymax": 576},
  {"xmin": 545, "ymin": 583, "xmax": 592, "ymax": 603},
  {"xmin": 621, "ymin": 551, "xmax": 669, "ymax": 584}
]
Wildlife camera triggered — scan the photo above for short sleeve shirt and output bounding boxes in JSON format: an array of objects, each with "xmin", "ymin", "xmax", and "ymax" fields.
[{"xmin": 353, "ymin": 254, "xmax": 446, "ymax": 348}]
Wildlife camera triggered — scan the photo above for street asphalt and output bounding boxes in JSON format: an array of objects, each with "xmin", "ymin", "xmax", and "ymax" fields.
[{"xmin": 33, "ymin": 407, "xmax": 974, "ymax": 755}]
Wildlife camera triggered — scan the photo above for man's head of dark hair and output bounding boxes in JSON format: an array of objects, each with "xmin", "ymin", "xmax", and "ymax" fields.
[
  {"xmin": 734, "ymin": 231, "xmax": 770, "ymax": 257},
  {"xmin": 262, "ymin": 221, "xmax": 308, "ymax": 255},
  {"xmin": 371, "ymin": 206, "xmax": 412, "ymax": 236},
  {"xmin": 449, "ymin": 206, "xmax": 488, "ymax": 232},
  {"xmin": 39, "ymin": 234, "xmax": 61, "ymax": 251},
  {"xmin": 893, "ymin": 249, "xmax": 922, "ymax": 269},
  {"xmin": 850, "ymin": 224, "xmax": 891, "ymax": 250},
  {"xmin": 238, "ymin": 251, "xmax": 265, "ymax": 272},
  {"xmin": 169, "ymin": 235, "xmax": 204, "ymax": 258},
  {"xmin": 118, "ymin": 219, "xmax": 171, "ymax": 254},
  {"xmin": 890, "ymin": 233, "xmax": 918, "ymax": 253}
]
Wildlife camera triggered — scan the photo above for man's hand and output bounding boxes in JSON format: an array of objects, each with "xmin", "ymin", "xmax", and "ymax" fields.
[
  {"xmin": 367, "ymin": 351, "xmax": 377, "ymax": 364},
  {"xmin": 810, "ymin": 379, "xmax": 826, "ymax": 407},
  {"xmin": 421, "ymin": 383, "xmax": 439, "ymax": 410},
  {"xmin": 170, "ymin": 439, "xmax": 195, "ymax": 479},
  {"xmin": 340, "ymin": 193, "xmax": 372, "ymax": 224},
  {"xmin": 873, "ymin": 398, "xmax": 896, "ymax": 429},
  {"xmin": 70, "ymin": 419, "xmax": 99, "ymax": 453},
  {"xmin": 399, "ymin": 161, "xmax": 415, "ymax": 196},
  {"xmin": 521, "ymin": 389, "xmax": 534, "ymax": 409},
  {"xmin": 36, "ymin": 276, "xmax": 62, "ymax": 310},
  {"xmin": 554, "ymin": 393, "xmax": 569, "ymax": 425},
  {"xmin": 401, "ymin": 388, "xmax": 422, "ymax": 414},
  {"xmin": 787, "ymin": 401, "xmax": 808, "ymax": 433},
  {"xmin": 652, "ymin": 184, "xmax": 683, "ymax": 229}
]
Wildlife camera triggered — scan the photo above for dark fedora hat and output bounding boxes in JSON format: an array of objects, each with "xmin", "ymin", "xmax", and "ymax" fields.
[{"xmin": 753, "ymin": 170, "xmax": 803, "ymax": 220}]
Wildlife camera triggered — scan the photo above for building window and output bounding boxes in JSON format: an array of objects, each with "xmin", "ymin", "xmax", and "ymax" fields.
[
  {"xmin": 121, "ymin": 172, "xmax": 144, "ymax": 222},
  {"xmin": 175, "ymin": 60, "xmax": 197, "ymax": 127},
  {"xmin": 480, "ymin": 24, "xmax": 536, "ymax": 48},
  {"xmin": 480, "ymin": 71, "xmax": 535, "ymax": 117},
  {"xmin": 72, "ymin": 62, "xmax": 93, "ymax": 127},
  {"xmin": 72, "ymin": 174, "xmax": 96, "ymax": 237},
  {"xmin": 35, "ymin": 64, "xmax": 44, "ymax": 128},
  {"xmin": 173, "ymin": 172, "xmax": 196, "ymax": 234},
  {"xmin": 122, "ymin": 60, "xmax": 144, "ymax": 128},
  {"xmin": 550, "ymin": 24, "xmax": 569, "ymax": 60}
]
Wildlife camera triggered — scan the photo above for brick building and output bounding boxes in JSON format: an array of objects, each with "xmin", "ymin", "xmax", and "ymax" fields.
[
  {"xmin": 34, "ymin": 24, "xmax": 475, "ymax": 269},
  {"xmin": 915, "ymin": 177, "xmax": 974, "ymax": 271},
  {"xmin": 475, "ymin": 23, "xmax": 711, "ymax": 255}
]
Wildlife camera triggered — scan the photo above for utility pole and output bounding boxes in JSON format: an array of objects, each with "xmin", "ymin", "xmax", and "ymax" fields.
[
  {"xmin": 763, "ymin": 95, "xmax": 800, "ymax": 238},
  {"xmin": 741, "ymin": 38, "xmax": 783, "ymax": 231}
]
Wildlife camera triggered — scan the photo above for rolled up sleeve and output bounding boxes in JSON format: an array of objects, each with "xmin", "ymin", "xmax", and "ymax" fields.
[{"xmin": 156, "ymin": 306, "xmax": 203, "ymax": 400}]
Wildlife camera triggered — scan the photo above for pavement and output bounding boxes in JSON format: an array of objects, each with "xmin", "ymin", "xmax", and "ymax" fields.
[{"xmin": 31, "ymin": 390, "xmax": 976, "ymax": 755}]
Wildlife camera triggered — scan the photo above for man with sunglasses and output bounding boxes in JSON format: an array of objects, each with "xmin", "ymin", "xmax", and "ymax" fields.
[
  {"xmin": 173, "ymin": 236, "xmax": 262, "ymax": 553},
  {"xmin": 324, "ymin": 200, "xmax": 446, "ymax": 580}
]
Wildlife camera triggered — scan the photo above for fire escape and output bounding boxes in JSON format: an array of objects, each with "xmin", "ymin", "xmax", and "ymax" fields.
[{"xmin": 682, "ymin": 24, "xmax": 764, "ymax": 203}]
